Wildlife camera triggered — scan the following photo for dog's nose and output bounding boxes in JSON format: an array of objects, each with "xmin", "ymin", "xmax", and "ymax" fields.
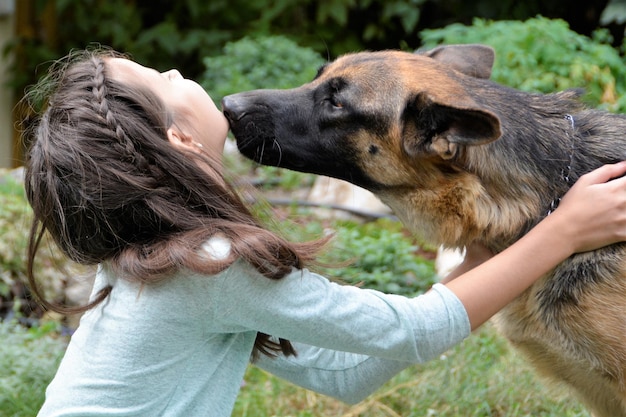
[{"xmin": 221, "ymin": 95, "xmax": 244, "ymax": 122}]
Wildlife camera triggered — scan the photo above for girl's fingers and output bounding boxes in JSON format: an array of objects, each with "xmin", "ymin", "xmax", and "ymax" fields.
[{"xmin": 578, "ymin": 161, "xmax": 626, "ymax": 185}]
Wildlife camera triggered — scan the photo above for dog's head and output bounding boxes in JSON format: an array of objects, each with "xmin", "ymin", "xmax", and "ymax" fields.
[{"xmin": 222, "ymin": 44, "xmax": 502, "ymax": 192}]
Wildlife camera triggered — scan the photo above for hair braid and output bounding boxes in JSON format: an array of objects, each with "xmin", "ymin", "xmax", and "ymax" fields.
[
  {"xmin": 91, "ymin": 58, "xmax": 124, "ymax": 143},
  {"xmin": 90, "ymin": 57, "xmax": 149, "ymax": 170}
]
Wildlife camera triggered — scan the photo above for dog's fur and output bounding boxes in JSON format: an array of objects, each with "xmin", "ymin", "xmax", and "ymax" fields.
[{"xmin": 222, "ymin": 45, "xmax": 626, "ymax": 416}]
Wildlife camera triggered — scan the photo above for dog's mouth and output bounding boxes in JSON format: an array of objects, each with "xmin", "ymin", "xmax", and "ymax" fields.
[
  {"xmin": 222, "ymin": 97, "xmax": 272, "ymax": 162},
  {"xmin": 224, "ymin": 113, "xmax": 285, "ymax": 168}
]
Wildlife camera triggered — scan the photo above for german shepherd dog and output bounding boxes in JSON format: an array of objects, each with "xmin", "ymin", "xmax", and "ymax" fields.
[{"xmin": 222, "ymin": 44, "xmax": 626, "ymax": 416}]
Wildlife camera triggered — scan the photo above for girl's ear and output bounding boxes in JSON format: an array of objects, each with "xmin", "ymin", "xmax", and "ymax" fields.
[{"xmin": 167, "ymin": 127, "xmax": 197, "ymax": 152}]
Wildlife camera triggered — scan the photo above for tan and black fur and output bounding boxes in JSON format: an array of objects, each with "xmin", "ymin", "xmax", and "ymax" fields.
[{"xmin": 222, "ymin": 45, "xmax": 626, "ymax": 416}]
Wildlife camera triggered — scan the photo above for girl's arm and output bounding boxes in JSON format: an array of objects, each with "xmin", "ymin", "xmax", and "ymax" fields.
[{"xmin": 446, "ymin": 161, "xmax": 626, "ymax": 330}]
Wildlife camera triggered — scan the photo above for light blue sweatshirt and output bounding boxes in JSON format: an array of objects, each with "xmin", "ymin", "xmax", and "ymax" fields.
[{"xmin": 38, "ymin": 237, "xmax": 470, "ymax": 416}]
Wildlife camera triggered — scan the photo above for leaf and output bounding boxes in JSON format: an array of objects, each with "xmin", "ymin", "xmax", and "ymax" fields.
[
  {"xmin": 600, "ymin": 0, "xmax": 626, "ymax": 25},
  {"xmin": 316, "ymin": 0, "xmax": 355, "ymax": 25}
]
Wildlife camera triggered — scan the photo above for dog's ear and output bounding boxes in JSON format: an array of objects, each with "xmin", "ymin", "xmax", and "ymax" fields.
[
  {"xmin": 418, "ymin": 44, "xmax": 495, "ymax": 79},
  {"xmin": 403, "ymin": 92, "xmax": 501, "ymax": 160}
]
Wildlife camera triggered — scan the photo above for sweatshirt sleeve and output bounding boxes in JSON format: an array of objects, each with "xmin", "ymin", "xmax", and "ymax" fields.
[
  {"xmin": 254, "ymin": 343, "xmax": 412, "ymax": 404},
  {"xmin": 251, "ymin": 283, "xmax": 469, "ymax": 404},
  {"xmin": 212, "ymin": 261, "xmax": 470, "ymax": 364},
  {"xmin": 251, "ymin": 284, "xmax": 470, "ymax": 404}
]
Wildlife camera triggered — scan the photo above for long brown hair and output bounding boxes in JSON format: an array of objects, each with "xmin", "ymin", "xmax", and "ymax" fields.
[{"xmin": 23, "ymin": 49, "xmax": 328, "ymax": 359}]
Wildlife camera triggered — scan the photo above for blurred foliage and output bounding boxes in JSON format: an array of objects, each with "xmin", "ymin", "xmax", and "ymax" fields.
[
  {"xmin": 247, "ymin": 195, "xmax": 437, "ymax": 297},
  {"xmin": 0, "ymin": 169, "xmax": 84, "ymax": 322},
  {"xmin": 0, "ymin": 320, "xmax": 67, "ymax": 416},
  {"xmin": 5, "ymin": 0, "xmax": 431, "ymax": 101},
  {"xmin": 201, "ymin": 35, "xmax": 325, "ymax": 106},
  {"xmin": 320, "ymin": 219, "xmax": 438, "ymax": 296},
  {"xmin": 8, "ymin": 1, "xmax": 623, "ymax": 106},
  {"xmin": 601, "ymin": 0, "xmax": 626, "ymax": 26},
  {"xmin": 421, "ymin": 16, "xmax": 626, "ymax": 112}
]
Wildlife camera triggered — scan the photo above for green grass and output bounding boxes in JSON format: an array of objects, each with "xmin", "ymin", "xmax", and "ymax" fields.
[{"xmin": 234, "ymin": 324, "xmax": 589, "ymax": 417}]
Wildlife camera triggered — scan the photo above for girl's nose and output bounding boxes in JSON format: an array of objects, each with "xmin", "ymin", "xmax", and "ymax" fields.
[{"xmin": 162, "ymin": 69, "xmax": 183, "ymax": 80}]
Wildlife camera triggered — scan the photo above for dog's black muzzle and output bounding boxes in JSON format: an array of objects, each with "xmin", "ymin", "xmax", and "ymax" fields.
[
  {"xmin": 222, "ymin": 91, "xmax": 381, "ymax": 190},
  {"xmin": 222, "ymin": 92, "xmax": 283, "ymax": 164}
]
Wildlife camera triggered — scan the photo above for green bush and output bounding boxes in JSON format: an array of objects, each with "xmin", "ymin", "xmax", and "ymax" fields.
[
  {"xmin": 0, "ymin": 320, "xmax": 67, "ymax": 416},
  {"xmin": 420, "ymin": 16, "xmax": 626, "ymax": 112},
  {"xmin": 201, "ymin": 35, "xmax": 325, "ymax": 106},
  {"xmin": 242, "ymin": 188, "xmax": 437, "ymax": 297},
  {"xmin": 320, "ymin": 218, "xmax": 438, "ymax": 296}
]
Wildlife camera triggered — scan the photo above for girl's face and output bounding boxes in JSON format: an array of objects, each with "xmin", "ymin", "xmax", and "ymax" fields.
[{"xmin": 106, "ymin": 58, "xmax": 229, "ymax": 158}]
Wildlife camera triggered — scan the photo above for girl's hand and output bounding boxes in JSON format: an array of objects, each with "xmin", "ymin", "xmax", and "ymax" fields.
[{"xmin": 550, "ymin": 161, "xmax": 626, "ymax": 254}]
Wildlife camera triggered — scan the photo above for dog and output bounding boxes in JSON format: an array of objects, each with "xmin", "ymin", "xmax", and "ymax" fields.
[{"xmin": 222, "ymin": 44, "xmax": 626, "ymax": 416}]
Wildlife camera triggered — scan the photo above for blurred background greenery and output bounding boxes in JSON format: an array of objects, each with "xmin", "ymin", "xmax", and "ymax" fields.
[
  {"xmin": 8, "ymin": 0, "xmax": 626, "ymax": 95},
  {"xmin": 7, "ymin": 0, "xmax": 626, "ymax": 161}
]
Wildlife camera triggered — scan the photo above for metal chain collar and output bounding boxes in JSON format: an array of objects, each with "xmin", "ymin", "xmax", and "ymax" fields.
[{"xmin": 547, "ymin": 114, "xmax": 575, "ymax": 215}]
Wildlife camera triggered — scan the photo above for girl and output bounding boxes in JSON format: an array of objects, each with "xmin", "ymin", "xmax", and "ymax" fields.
[{"xmin": 25, "ymin": 49, "xmax": 626, "ymax": 416}]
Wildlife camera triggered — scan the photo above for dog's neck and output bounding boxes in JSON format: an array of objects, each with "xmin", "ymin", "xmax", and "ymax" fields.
[{"xmin": 546, "ymin": 114, "xmax": 577, "ymax": 215}]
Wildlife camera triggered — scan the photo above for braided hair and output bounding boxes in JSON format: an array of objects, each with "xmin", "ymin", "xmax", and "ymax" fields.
[{"xmin": 24, "ymin": 49, "xmax": 328, "ymax": 359}]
